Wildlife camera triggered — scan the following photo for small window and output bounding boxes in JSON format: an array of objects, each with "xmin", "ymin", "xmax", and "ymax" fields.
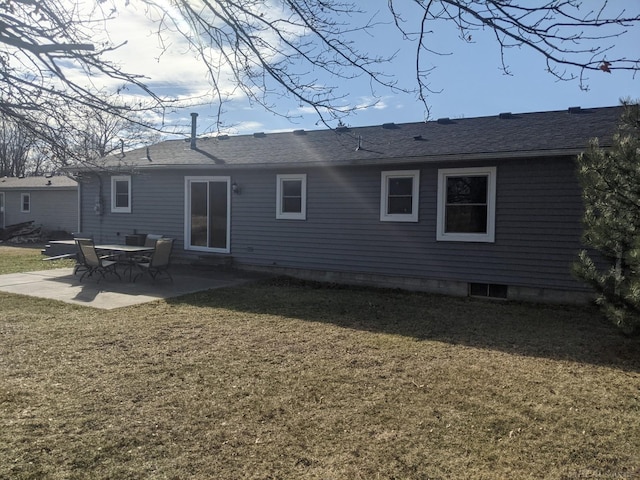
[
  {"xmin": 380, "ymin": 170, "xmax": 420, "ymax": 222},
  {"xmin": 21, "ymin": 193, "xmax": 30, "ymax": 213},
  {"xmin": 437, "ymin": 167, "xmax": 496, "ymax": 242},
  {"xmin": 276, "ymin": 174, "xmax": 307, "ymax": 220},
  {"xmin": 111, "ymin": 175, "xmax": 131, "ymax": 213}
]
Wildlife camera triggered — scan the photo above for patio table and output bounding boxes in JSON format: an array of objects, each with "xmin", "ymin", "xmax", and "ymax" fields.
[{"xmin": 95, "ymin": 244, "xmax": 154, "ymax": 281}]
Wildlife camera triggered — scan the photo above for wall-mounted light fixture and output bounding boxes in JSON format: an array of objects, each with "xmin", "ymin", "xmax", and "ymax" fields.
[{"xmin": 232, "ymin": 182, "xmax": 240, "ymax": 194}]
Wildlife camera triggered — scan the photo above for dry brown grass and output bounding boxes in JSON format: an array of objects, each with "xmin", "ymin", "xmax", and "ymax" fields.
[
  {"xmin": 0, "ymin": 244, "xmax": 75, "ymax": 274},
  {"xmin": 0, "ymin": 247, "xmax": 639, "ymax": 479}
]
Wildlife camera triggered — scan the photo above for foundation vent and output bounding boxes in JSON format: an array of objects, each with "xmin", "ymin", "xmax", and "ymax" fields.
[{"xmin": 469, "ymin": 283, "xmax": 508, "ymax": 299}]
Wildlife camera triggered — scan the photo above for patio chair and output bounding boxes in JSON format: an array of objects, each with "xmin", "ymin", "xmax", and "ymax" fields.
[
  {"xmin": 133, "ymin": 238, "xmax": 174, "ymax": 282},
  {"xmin": 72, "ymin": 237, "xmax": 92, "ymax": 276},
  {"xmin": 144, "ymin": 234, "xmax": 164, "ymax": 247},
  {"xmin": 75, "ymin": 238, "xmax": 121, "ymax": 282},
  {"xmin": 128, "ymin": 234, "xmax": 164, "ymax": 265}
]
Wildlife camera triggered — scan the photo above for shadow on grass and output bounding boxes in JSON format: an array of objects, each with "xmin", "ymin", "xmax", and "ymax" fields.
[{"xmin": 168, "ymin": 276, "xmax": 640, "ymax": 372}]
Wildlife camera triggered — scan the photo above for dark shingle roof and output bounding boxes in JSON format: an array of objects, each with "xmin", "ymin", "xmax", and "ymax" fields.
[{"xmin": 94, "ymin": 106, "xmax": 623, "ymax": 171}]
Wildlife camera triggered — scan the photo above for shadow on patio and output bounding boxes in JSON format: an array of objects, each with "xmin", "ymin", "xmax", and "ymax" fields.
[{"xmin": 0, "ymin": 265, "xmax": 268, "ymax": 310}]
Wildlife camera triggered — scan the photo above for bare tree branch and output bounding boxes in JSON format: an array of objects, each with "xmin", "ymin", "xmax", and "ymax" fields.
[{"xmin": 0, "ymin": 0, "xmax": 638, "ymax": 168}]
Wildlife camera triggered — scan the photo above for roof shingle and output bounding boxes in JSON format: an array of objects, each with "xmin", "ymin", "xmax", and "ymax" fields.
[{"xmin": 94, "ymin": 106, "xmax": 623, "ymax": 170}]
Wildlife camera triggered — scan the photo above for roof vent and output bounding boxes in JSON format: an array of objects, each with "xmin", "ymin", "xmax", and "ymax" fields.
[
  {"xmin": 413, "ymin": 135, "xmax": 424, "ymax": 141},
  {"xmin": 499, "ymin": 112, "xmax": 513, "ymax": 119},
  {"xmin": 437, "ymin": 117, "xmax": 452, "ymax": 124},
  {"xmin": 253, "ymin": 132, "xmax": 266, "ymax": 138},
  {"xmin": 293, "ymin": 129, "xmax": 306, "ymax": 135},
  {"xmin": 568, "ymin": 106, "xmax": 582, "ymax": 114},
  {"xmin": 217, "ymin": 134, "xmax": 229, "ymax": 140},
  {"xmin": 190, "ymin": 112, "xmax": 198, "ymax": 150},
  {"xmin": 381, "ymin": 122, "xmax": 397, "ymax": 129}
]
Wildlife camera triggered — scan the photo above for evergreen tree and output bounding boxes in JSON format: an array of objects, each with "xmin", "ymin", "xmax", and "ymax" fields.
[{"xmin": 574, "ymin": 101, "xmax": 640, "ymax": 335}]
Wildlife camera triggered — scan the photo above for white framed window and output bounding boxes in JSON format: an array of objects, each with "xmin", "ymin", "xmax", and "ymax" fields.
[
  {"xmin": 111, "ymin": 175, "xmax": 131, "ymax": 213},
  {"xmin": 20, "ymin": 193, "xmax": 30, "ymax": 213},
  {"xmin": 436, "ymin": 166, "xmax": 497, "ymax": 242},
  {"xmin": 276, "ymin": 174, "xmax": 307, "ymax": 220},
  {"xmin": 380, "ymin": 170, "xmax": 420, "ymax": 222}
]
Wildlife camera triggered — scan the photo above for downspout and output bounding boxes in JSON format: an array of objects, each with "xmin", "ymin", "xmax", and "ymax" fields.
[{"xmin": 77, "ymin": 180, "xmax": 82, "ymax": 233}]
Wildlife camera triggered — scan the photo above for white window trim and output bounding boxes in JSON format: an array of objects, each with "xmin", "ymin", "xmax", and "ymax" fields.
[
  {"xmin": 276, "ymin": 174, "xmax": 307, "ymax": 220},
  {"xmin": 436, "ymin": 166, "xmax": 497, "ymax": 243},
  {"xmin": 20, "ymin": 193, "xmax": 30, "ymax": 213},
  {"xmin": 380, "ymin": 170, "xmax": 420, "ymax": 222},
  {"xmin": 184, "ymin": 176, "xmax": 231, "ymax": 254},
  {"xmin": 111, "ymin": 175, "xmax": 131, "ymax": 213}
]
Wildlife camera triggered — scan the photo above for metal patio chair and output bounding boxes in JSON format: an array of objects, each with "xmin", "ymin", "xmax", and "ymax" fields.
[
  {"xmin": 75, "ymin": 238, "xmax": 121, "ymax": 282},
  {"xmin": 72, "ymin": 237, "xmax": 91, "ymax": 276},
  {"xmin": 133, "ymin": 238, "xmax": 174, "ymax": 282},
  {"xmin": 129, "ymin": 234, "xmax": 164, "ymax": 265}
]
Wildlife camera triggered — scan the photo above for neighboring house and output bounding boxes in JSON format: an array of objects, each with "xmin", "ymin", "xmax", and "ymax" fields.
[
  {"xmin": 0, "ymin": 175, "xmax": 78, "ymax": 234},
  {"xmin": 68, "ymin": 106, "xmax": 622, "ymax": 303}
]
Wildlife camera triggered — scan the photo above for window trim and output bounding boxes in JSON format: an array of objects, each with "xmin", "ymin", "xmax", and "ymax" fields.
[
  {"xmin": 380, "ymin": 170, "xmax": 420, "ymax": 222},
  {"xmin": 436, "ymin": 166, "xmax": 497, "ymax": 243},
  {"xmin": 111, "ymin": 175, "xmax": 132, "ymax": 213},
  {"xmin": 20, "ymin": 193, "xmax": 30, "ymax": 213},
  {"xmin": 276, "ymin": 174, "xmax": 307, "ymax": 220},
  {"xmin": 184, "ymin": 176, "xmax": 231, "ymax": 254}
]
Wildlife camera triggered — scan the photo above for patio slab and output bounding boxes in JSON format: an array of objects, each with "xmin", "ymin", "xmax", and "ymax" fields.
[{"xmin": 0, "ymin": 267, "xmax": 265, "ymax": 310}]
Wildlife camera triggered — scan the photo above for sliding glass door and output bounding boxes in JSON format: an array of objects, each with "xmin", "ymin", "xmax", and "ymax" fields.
[{"xmin": 185, "ymin": 177, "xmax": 230, "ymax": 253}]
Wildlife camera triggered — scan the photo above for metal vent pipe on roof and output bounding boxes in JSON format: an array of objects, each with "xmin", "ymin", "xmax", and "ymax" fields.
[{"xmin": 190, "ymin": 112, "xmax": 198, "ymax": 149}]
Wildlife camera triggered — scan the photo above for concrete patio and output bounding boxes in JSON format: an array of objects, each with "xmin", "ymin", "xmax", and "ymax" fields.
[{"xmin": 0, "ymin": 266, "xmax": 266, "ymax": 309}]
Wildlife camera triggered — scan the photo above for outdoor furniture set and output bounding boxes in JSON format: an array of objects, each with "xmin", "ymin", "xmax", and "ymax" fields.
[{"xmin": 73, "ymin": 235, "xmax": 174, "ymax": 283}]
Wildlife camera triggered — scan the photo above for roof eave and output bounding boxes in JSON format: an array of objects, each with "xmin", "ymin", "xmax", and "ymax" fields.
[{"xmin": 69, "ymin": 147, "xmax": 592, "ymax": 172}]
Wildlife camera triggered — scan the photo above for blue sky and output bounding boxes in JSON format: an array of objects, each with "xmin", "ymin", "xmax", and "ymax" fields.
[{"xmin": 98, "ymin": 1, "xmax": 639, "ymax": 137}]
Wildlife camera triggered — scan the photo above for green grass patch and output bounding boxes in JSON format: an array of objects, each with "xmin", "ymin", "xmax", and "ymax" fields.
[{"xmin": 0, "ymin": 247, "xmax": 639, "ymax": 479}]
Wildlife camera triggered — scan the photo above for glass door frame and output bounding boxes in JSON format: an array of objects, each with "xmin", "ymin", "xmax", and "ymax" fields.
[{"xmin": 184, "ymin": 176, "xmax": 231, "ymax": 254}]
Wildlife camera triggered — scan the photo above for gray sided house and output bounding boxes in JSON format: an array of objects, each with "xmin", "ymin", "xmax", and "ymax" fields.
[
  {"xmin": 69, "ymin": 106, "xmax": 622, "ymax": 303},
  {"xmin": 0, "ymin": 175, "xmax": 78, "ymax": 233}
]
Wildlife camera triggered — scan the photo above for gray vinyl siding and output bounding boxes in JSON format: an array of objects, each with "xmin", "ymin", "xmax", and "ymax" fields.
[
  {"xmin": 1, "ymin": 189, "xmax": 77, "ymax": 232},
  {"xmin": 78, "ymin": 155, "xmax": 587, "ymax": 293},
  {"xmin": 78, "ymin": 172, "xmax": 186, "ymax": 248},
  {"xmin": 230, "ymin": 157, "xmax": 585, "ymax": 292}
]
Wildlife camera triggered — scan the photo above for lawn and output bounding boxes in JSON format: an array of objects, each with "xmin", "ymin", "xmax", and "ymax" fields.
[
  {"xmin": 0, "ymin": 246, "xmax": 638, "ymax": 479},
  {"xmin": 0, "ymin": 244, "xmax": 75, "ymax": 274}
]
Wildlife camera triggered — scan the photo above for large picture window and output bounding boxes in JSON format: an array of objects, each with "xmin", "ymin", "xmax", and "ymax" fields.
[
  {"xmin": 380, "ymin": 170, "xmax": 420, "ymax": 222},
  {"xmin": 437, "ymin": 167, "xmax": 496, "ymax": 242},
  {"xmin": 276, "ymin": 174, "xmax": 307, "ymax": 220},
  {"xmin": 111, "ymin": 175, "xmax": 131, "ymax": 213}
]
